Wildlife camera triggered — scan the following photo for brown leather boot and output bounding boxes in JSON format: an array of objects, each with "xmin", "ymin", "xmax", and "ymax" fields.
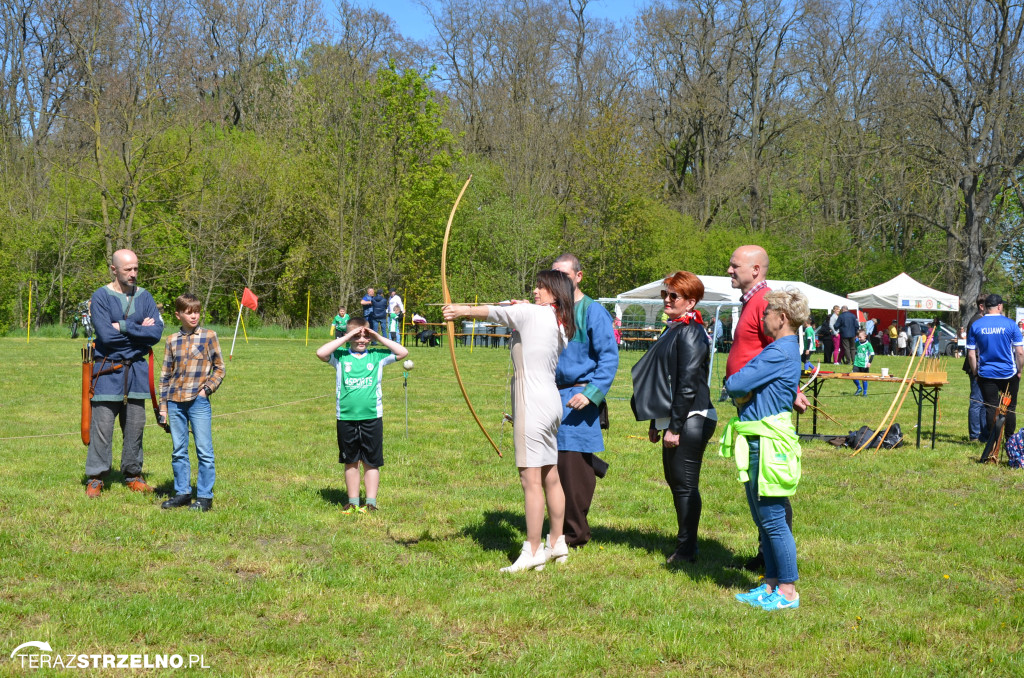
[
  {"xmin": 124, "ymin": 476, "xmax": 155, "ymax": 493},
  {"xmin": 86, "ymin": 478, "xmax": 103, "ymax": 498}
]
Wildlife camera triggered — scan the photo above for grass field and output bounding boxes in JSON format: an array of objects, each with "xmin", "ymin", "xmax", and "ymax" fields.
[{"xmin": 1, "ymin": 333, "xmax": 1022, "ymax": 676}]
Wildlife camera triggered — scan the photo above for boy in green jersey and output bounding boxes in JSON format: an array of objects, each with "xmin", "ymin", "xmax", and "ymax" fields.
[
  {"xmin": 802, "ymin": 318, "xmax": 816, "ymax": 363},
  {"xmin": 332, "ymin": 305, "xmax": 349, "ymax": 338},
  {"xmin": 852, "ymin": 329, "xmax": 875, "ymax": 396},
  {"xmin": 316, "ymin": 317, "xmax": 408, "ymax": 513}
]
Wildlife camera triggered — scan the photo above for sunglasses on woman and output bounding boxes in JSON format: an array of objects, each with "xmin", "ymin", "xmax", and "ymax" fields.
[{"xmin": 660, "ymin": 290, "xmax": 681, "ymax": 301}]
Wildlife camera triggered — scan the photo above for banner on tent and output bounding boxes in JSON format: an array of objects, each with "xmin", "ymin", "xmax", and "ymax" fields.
[{"xmin": 898, "ymin": 296, "xmax": 955, "ymax": 311}]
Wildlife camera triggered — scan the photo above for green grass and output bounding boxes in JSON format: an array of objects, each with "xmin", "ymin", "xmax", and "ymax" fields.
[{"xmin": 1, "ymin": 336, "xmax": 1023, "ymax": 676}]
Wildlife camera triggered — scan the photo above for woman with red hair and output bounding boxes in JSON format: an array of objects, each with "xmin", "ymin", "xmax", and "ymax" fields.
[{"xmin": 630, "ymin": 271, "xmax": 716, "ymax": 564}]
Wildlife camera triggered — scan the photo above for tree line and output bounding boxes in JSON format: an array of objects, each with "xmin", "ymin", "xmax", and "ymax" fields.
[{"xmin": 2, "ymin": 0, "xmax": 1022, "ymax": 332}]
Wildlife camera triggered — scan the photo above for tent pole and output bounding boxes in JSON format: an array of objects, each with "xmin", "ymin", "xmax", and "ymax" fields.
[{"xmin": 708, "ymin": 304, "xmax": 722, "ymax": 388}]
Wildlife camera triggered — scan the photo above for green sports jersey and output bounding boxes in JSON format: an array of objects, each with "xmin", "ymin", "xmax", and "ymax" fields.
[
  {"xmin": 329, "ymin": 348, "xmax": 397, "ymax": 420},
  {"xmin": 803, "ymin": 325, "xmax": 815, "ymax": 347},
  {"xmin": 853, "ymin": 340, "xmax": 874, "ymax": 368},
  {"xmin": 332, "ymin": 314, "xmax": 349, "ymax": 331}
]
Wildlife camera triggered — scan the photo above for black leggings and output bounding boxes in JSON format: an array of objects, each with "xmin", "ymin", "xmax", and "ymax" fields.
[
  {"xmin": 661, "ymin": 415, "xmax": 718, "ymax": 557},
  {"xmin": 978, "ymin": 375, "xmax": 1020, "ymax": 443}
]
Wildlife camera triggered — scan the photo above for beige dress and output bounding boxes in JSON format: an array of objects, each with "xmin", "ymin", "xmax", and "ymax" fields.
[{"xmin": 487, "ymin": 304, "xmax": 567, "ymax": 467}]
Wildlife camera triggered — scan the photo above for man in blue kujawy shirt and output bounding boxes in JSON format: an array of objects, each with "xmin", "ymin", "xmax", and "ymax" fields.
[{"xmin": 966, "ymin": 294, "xmax": 1024, "ymax": 448}]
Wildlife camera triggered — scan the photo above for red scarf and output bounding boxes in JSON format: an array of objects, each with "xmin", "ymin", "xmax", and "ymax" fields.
[{"xmin": 668, "ymin": 310, "xmax": 703, "ymax": 325}]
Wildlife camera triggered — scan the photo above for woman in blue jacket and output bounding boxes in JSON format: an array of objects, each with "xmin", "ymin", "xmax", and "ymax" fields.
[{"xmin": 722, "ymin": 288, "xmax": 808, "ymax": 611}]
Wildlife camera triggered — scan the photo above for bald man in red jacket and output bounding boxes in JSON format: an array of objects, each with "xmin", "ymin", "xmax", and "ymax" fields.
[{"xmin": 725, "ymin": 245, "xmax": 805, "ymax": 572}]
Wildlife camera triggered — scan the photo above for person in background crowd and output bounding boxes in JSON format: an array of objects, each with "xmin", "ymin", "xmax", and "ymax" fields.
[
  {"xmin": 851, "ymin": 329, "xmax": 875, "ymax": 397},
  {"xmin": 361, "ymin": 287, "xmax": 374, "ymax": 323},
  {"xmin": 908, "ymin": 319, "xmax": 924, "ymax": 355},
  {"xmin": 801, "ymin": 318, "xmax": 815, "ymax": 364},
  {"xmin": 332, "ymin": 306, "xmax": 349, "ymax": 338},
  {"xmin": 963, "ymin": 294, "xmax": 989, "ymax": 443},
  {"xmin": 828, "ymin": 305, "xmax": 841, "ymax": 364},
  {"xmin": 836, "ymin": 306, "xmax": 859, "ymax": 365},
  {"xmin": 387, "ymin": 289, "xmax": 405, "ymax": 342},
  {"xmin": 370, "ymin": 289, "xmax": 388, "ymax": 336}
]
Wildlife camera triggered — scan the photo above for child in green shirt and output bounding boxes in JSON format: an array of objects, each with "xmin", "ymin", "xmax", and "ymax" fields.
[
  {"xmin": 316, "ymin": 317, "xmax": 408, "ymax": 513},
  {"xmin": 332, "ymin": 306, "xmax": 349, "ymax": 338},
  {"xmin": 852, "ymin": 329, "xmax": 875, "ymax": 396},
  {"xmin": 802, "ymin": 318, "xmax": 816, "ymax": 363}
]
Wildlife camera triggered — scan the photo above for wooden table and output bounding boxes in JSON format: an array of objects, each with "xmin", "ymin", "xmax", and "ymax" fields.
[
  {"xmin": 618, "ymin": 327, "xmax": 662, "ymax": 350},
  {"xmin": 407, "ymin": 323, "xmax": 510, "ymax": 348},
  {"xmin": 798, "ymin": 371, "xmax": 947, "ymax": 448}
]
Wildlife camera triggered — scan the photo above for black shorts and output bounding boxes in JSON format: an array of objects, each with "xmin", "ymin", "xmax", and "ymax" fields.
[
  {"xmin": 336, "ymin": 418, "xmax": 384, "ymax": 467},
  {"xmin": 852, "ymin": 365, "xmax": 869, "ymax": 374}
]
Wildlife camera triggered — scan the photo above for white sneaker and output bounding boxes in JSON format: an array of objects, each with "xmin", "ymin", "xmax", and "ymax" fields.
[
  {"xmin": 545, "ymin": 534, "xmax": 569, "ymax": 564},
  {"xmin": 500, "ymin": 542, "xmax": 546, "ymax": 573}
]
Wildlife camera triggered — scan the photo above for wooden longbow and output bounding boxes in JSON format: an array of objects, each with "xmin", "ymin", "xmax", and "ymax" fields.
[{"xmin": 441, "ymin": 175, "xmax": 503, "ymax": 458}]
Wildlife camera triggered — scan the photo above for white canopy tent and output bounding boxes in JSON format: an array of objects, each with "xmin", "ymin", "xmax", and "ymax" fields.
[
  {"xmin": 600, "ymin": 275, "xmax": 858, "ymax": 326},
  {"xmin": 846, "ymin": 273, "xmax": 959, "ymax": 313},
  {"xmin": 599, "ymin": 276, "xmax": 857, "ymax": 386}
]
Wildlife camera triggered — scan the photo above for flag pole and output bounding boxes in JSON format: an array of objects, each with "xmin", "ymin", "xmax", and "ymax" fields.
[
  {"xmin": 401, "ymin": 299, "xmax": 407, "ymax": 346},
  {"xmin": 305, "ymin": 289, "xmax": 311, "ymax": 346},
  {"xmin": 233, "ymin": 292, "xmax": 249, "ymax": 343},
  {"xmin": 26, "ymin": 281, "xmax": 32, "ymax": 343},
  {"xmin": 229, "ymin": 302, "xmax": 243, "ymax": 361}
]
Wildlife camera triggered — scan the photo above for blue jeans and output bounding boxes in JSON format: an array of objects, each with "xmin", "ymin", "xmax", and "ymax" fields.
[
  {"xmin": 969, "ymin": 376, "xmax": 989, "ymax": 441},
  {"xmin": 744, "ymin": 446, "xmax": 798, "ymax": 584},
  {"xmin": 168, "ymin": 397, "xmax": 215, "ymax": 498}
]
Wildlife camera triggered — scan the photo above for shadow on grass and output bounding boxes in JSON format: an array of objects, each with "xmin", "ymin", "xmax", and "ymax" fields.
[
  {"xmin": 318, "ymin": 487, "xmax": 348, "ymax": 506},
  {"xmin": 153, "ymin": 479, "xmax": 176, "ymax": 497},
  {"xmin": 461, "ymin": 510, "xmax": 759, "ymax": 589},
  {"xmin": 459, "ymin": 510, "xmax": 522, "ymax": 555},
  {"xmin": 590, "ymin": 524, "xmax": 757, "ymax": 590}
]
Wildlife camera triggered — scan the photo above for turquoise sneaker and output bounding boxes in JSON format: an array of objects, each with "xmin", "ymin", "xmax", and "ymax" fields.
[
  {"xmin": 758, "ymin": 591, "xmax": 800, "ymax": 611},
  {"xmin": 735, "ymin": 584, "xmax": 770, "ymax": 605}
]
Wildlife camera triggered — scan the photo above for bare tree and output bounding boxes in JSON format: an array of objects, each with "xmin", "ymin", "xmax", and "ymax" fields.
[{"xmin": 887, "ymin": 0, "xmax": 1024, "ymax": 303}]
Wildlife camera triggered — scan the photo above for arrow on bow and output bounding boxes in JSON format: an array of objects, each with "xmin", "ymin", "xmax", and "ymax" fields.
[{"xmin": 441, "ymin": 175, "xmax": 503, "ymax": 458}]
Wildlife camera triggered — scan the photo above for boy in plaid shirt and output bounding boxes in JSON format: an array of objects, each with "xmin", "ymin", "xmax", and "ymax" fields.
[{"xmin": 159, "ymin": 293, "xmax": 225, "ymax": 511}]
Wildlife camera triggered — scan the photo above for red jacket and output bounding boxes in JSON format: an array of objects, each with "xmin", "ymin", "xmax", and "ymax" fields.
[{"xmin": 725, "ymin": 285, "xmax": 772, "ymax": 378}]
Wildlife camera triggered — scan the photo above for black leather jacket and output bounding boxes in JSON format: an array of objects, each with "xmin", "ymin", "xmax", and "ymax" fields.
[{"xmin": 630, "ymin": 320, "xmax": 713, "ymax": 434}]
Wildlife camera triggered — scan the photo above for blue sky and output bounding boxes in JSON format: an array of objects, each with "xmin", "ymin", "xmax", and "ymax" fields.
[{"xmin": 351, "ymin": 0, "xmax": 644, "ymax": 42}]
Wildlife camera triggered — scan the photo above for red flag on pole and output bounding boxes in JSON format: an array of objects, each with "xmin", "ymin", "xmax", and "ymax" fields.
[{"xmin": 241, "ymin": 287, "xmax": 259, "ymax": 310}]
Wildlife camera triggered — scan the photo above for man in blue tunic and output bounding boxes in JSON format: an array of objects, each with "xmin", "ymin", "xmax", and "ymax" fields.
[
  {"xmin": 84, "ymin": 249, "xmax": 165, "ymax": 498},
  {"xmin": 551, "ymin": 254, "xmax": 619, "ymax": 547}
]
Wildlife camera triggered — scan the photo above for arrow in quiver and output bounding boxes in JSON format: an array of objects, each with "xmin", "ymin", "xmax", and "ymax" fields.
[{"xmin": 80, "ymin": 342, "xmax": 94, "ymax": 446}]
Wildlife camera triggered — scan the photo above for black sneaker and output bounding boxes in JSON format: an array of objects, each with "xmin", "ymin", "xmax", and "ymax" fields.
[
  {"xmin": 161, "ymin": 494, "xmax": 192, "ymax": 509},
  {"xmin": 189, "ymin": 497, "xmax": 213, "ymax": 512},
  {"xmin": 666, "ymin": 548, "xmax": 697, "ymax": 565},
  {"xmin": 743, "ymin": 553, "xmax": 765, "ymax": 573}
]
